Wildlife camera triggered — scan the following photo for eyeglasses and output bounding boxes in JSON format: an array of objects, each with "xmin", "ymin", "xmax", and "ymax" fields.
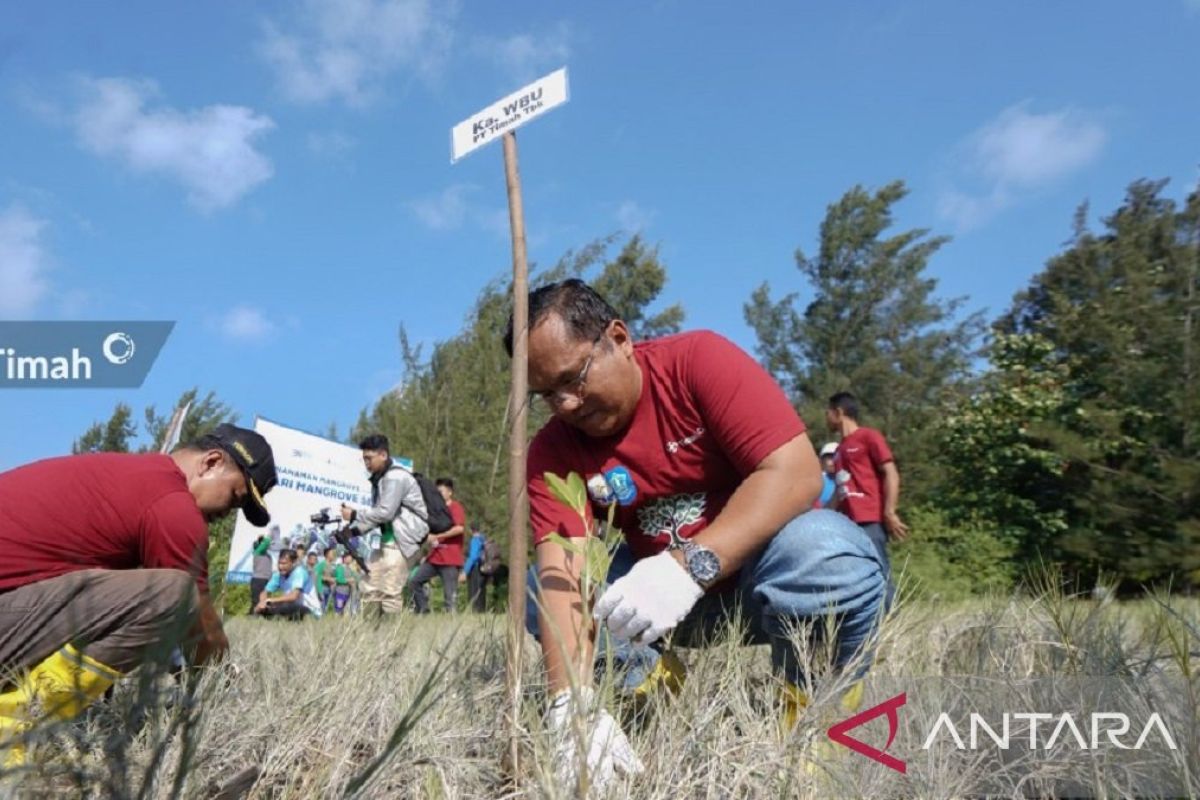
[{"xmin": 530, "ymin": 331, "xmax": 605, "ymax": 409}]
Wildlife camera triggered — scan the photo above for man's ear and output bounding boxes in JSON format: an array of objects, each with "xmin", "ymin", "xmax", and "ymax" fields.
[
  {"xmin": 198, "ymin": 449, "xmax": 226, "ymax": 476},
  {"xmin": 608, "ymin": 319, "xmax": 633, "ymax": 355}
]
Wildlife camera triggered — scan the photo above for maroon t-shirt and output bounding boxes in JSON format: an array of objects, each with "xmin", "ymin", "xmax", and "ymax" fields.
[
  {"xmin": 0, "ymin": 453, "xmax": 210, "ymax": 593},
  {"xmin": 833, "ymin": 427, "xmax": 894, "ymax": 524},
  {"xmin": 427, "ymin": 499, "xmax": 466, "ymax": 567},
  {"xmin": 528, "ymin": 330, "xmax": 806, "ymax": 559}
]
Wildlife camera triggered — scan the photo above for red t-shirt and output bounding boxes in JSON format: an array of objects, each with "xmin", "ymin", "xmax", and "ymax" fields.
[
  {"xmin": 833, "ymin": 427, "xmax": 894, "ymax": 524},
  {"xmin": 427, "ymin": 499, "xmax": 466, "ymax": 567},
  {"xmin": 0, "ymin": 453, "xmax": 210, "ymax": 593},
  {"xmin": 528, "ymin": 330, "xmax": 807, "ymax": 560}
]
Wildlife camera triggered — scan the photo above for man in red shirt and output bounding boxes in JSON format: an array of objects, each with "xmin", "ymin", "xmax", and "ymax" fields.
[
  {"xmin": 409, "ymin": 477, "xmax": 467, "ymax": 613},
  {"xmin": 507, "ymin": 280, "xmax": 888, "ymax": 791},
  {"xmin": 826, "ymin": 391, "xmax": 909, "ymax": 592},
  {"xmin": 0, "ymin": 423, "xmax": 276, "ymax": 766}
]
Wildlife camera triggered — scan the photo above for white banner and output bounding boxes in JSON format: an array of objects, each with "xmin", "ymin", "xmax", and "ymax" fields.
[
  {"xmin": 450, "ymin": 67, "xmax": 569, "ymax": 162},
  {"xmin": 225, "ymin": 418, "xmax": 410, "ymax": 584}
]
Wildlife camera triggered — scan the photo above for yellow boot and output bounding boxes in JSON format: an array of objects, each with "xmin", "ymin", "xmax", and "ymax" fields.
[
  {"xmin": 782, "ymin": 679, "xmax": 865, "ymax": 775},
  {"xmin": 780, "ymin": 682, "xmax": 811, "ymax": 734},
  {"xmin": 28, "ymin": 645, "xmax": 122, "ymax": 721},
  {"xmin": 780, "ymin": 679, "xmax": 864, "ymax": 734},
  {"xmin": 0, "ymin": 645, "xmax": 121, "ymax": 769},
  {"xmin": 0, "ymin": 681, "xmax": 33, "ymax": 770},
  {"xmin": 632, "ymin": 648, "xmax": 687, "ymax": 704}
]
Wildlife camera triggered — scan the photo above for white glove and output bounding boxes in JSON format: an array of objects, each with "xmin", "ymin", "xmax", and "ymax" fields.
[
  {"xmin": 593, "ymin": 551, "xmax": 703, "ymax": 646},
  {"xmin": 547, "ymin": 686, "xmax": 643, "ymax": 792}
]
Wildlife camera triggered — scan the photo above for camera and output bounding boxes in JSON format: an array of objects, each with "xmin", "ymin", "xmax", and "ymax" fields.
[{"xmin": 307, "ymin": 506, "xmax": 371, "ymax": 575}]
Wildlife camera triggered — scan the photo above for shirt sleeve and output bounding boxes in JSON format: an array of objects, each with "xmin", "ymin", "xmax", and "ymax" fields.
[
  {"xmin": 686, "ymin": 330, "xmax": 806, "ymax": 475},
  {"xmin": 287, "ymin": 569, "xmax": 307, "ymax": 594},
  {"xmin": 867, "ymin": 429, "xmax": 895, "ymax": 469},
  {"xmin": 139, "ymin": 491, "xmax": 210, "ymax": 594},
  {"xmin": 528, "ymin": 427, "xmax": 595, "ymax": 547},
  {"xmin": 451, "ymin": 502, "xmax": 467, "ymax": 527},
  {"xmin": 351, "ymin": 470, "xmax": 407, "ymax": 533},
  {"xmin": 265, "ymin": 573, "xmax": 280, "ymax": 593}
]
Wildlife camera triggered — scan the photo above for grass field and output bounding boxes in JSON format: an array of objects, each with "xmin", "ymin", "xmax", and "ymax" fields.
[{"xmin": 3, "ymin": 580, "xmax": 1198, "ymax": 799}]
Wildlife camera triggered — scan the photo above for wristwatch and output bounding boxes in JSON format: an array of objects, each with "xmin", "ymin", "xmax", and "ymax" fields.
[{"xmin": 680, "ymin": 541, "xmax": 721, "ymax": 588}]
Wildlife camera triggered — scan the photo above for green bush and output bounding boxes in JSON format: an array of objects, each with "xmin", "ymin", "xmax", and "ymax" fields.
[{"xmin": 891, "ymin": 505, "xmax": 1016, "ymax": 600}]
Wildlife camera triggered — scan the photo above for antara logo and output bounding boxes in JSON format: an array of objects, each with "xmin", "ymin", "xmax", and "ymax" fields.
[{"xmin": 827, "ymin": 691, "xmax": 1179, "ymax": 774}]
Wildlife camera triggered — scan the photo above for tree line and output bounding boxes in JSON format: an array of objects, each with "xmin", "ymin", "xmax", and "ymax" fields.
[{"xmin": 73, "ymin": 177, "xmax": 1200, "ymax": 599}]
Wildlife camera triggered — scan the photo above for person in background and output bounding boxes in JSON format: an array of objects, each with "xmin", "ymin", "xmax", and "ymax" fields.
[
  {"xmin": 315, "ymin": 547, "xmax": 337, "ymax": 612},
  {"xmin": 249, "ymin": 533, "xmax": 275, "ymax": 615},
  {"xmin": 254, "ymin": 550, "xmax": 318, "ymax": 619},
  {"xmin": 826, "ymin": 391, "xmax": 908, "ymax": 602},
  {"xmin": 815, "ymin": 442, "xmax": 839, "ymax": 509},
  {"xmin": 460, "ymin": 527, "xmax": 487, "ymax": 612},
  {"xmin": 410, "ymin": 478, "xmax": 467, "ymax": 613},
  {"xmin": 340, "ymin": 435, "xmax": 429, "ymax": 615},
  {"xmin": 333, "ymin": 553, "xmax": 357, "ymax": 615}
]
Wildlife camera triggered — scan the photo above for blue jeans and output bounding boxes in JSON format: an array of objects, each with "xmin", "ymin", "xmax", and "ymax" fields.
[
  {"xmin": 526, "ymin": 509, "xmax": 887, "ymax": 689},
  {"xmin": 859, "ymin": 521, "xmax": 895, "ymax": 609}
]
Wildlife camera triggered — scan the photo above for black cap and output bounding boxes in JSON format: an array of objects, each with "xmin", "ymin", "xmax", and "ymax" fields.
[{"xmin": 203, "ymin": 423, "xmax": 277, "ymax": 527}]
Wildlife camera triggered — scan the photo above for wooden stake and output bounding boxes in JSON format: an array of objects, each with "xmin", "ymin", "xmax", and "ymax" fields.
[{"xmin": 502, "ymin": 130, "xmax": 530, "ymax": 776}]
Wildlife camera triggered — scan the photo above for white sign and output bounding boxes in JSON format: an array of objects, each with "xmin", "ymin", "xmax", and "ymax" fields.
[
  {"xmin": 450, "ymin": 67, "xmax": 569, "ymax": 162},
  {"xmin": 224, "ymin": 418, "xmax": 411, "ymax": 583}
]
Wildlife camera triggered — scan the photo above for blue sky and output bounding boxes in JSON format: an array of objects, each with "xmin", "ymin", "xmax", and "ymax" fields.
[{"xmin": 1, "ymin": 1, "xmax": 1197, "ymax": 470}]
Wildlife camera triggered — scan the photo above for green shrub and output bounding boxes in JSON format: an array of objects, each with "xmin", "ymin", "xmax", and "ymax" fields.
[{"xmin": 891, "ymin": 505, "xmax": 1015, "ymax": 600}]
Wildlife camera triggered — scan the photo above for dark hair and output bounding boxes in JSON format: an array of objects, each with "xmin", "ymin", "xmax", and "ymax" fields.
[
  {"xmin": 278, "ymin": 550, "xmax": 296, "ymax": 563},
  {"xmin": 503, "ymin": 279, "xmax": 618, "ymax": 357},
  {"xmin": 828, "ymin": 391, "xmax": 860, "ymax": 421},
  {"xmin": 435, "ymin": 477, "xmax": 454, "ymax": 490},
  {"xmin": 324, "ymin": 546, "xmax": 336, "ymax": 556},
  {"xmin": 178, "ymin": 434, "xmax": 229, "ymax": 459},
  {"xmin": 358, "ymin": 434, "xmax": 390, "ymax": 453}
]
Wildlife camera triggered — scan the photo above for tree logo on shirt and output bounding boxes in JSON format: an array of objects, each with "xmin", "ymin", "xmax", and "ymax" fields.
[{"xmin": 636, "ymin": 493, "xmax": 707, "ymax": 546}]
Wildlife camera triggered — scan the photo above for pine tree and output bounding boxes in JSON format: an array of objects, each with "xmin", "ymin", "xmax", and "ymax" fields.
[{"xmin": 745, "ymin": 181, "xmax": 982, "ymax": 496}]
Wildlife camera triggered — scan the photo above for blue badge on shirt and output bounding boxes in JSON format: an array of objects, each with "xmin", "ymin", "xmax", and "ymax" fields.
[{"xmin": 604, "ymin": 466, "xmax": 638, "ymax": 506}]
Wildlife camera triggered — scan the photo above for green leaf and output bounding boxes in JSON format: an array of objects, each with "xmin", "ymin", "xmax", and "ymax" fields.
[
  {"xmin": 566, "ymin": 471, "xmax": 588, "ymax": 514},
  {"xmin": 543, "ymin": 471, "xmax": 588, "ymax": 516},
  {"xmin": 584, "ymin": 537, "xmax": 615, "ymax": 587}
]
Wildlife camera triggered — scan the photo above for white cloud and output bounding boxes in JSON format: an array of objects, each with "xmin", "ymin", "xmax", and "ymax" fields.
[
  {"xmin": 409, "ymin": 184, "xmax": 475, "ymax": 231},
  {"xmin": 219, "ymin": 306, "xmax": 276, "ymax": 341},
  {"xmin": 476, "ymin": 23, "xmax": 570, "ymax": 83},
  {"xmin": 615, "ymin": 200, "xmax": 655, "ymax": 233},
  {"xmin": 74, "ymin": 77, "xmax": 275, "ymax": 211},
  {"xmin": 939, "ymin": 103, "xmax": 1107, "ymax": 230},
  {"xmin": 0, "ymin": 205, "xmax": 52, "ymax": 318},
  {"xmin": 258, "ymin": 0, "xmax": 452, "ymax": 107}
]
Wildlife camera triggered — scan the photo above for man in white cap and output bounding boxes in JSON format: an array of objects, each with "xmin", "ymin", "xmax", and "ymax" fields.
[{"xmin": 817, "ymin": 442, "xmax": 839, "ymax": 508}]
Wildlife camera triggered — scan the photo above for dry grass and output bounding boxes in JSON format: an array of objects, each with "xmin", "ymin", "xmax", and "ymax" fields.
[{"xmin": 2, "ymin": 583, "xmax": 1198, "ymax": 799}]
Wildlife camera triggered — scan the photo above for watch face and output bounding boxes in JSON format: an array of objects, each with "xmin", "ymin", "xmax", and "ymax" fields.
[{"xmin": 688, "ymin": 546, "xmax": 721, "ymax": 584}]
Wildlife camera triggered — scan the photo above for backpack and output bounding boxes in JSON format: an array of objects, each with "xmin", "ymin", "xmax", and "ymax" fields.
[
  {"xmin": 393, "ymin": 465, "xmax": 454, "ymax": 535},
  {"xmin": 481, "ymin": 538, "xmax": 504, "ymax": 575}
]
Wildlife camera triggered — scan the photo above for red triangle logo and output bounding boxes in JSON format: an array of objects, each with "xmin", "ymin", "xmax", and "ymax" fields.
[{"xmin": 826, "ymin": 691, "xmax": 907, "ymax": 774}]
